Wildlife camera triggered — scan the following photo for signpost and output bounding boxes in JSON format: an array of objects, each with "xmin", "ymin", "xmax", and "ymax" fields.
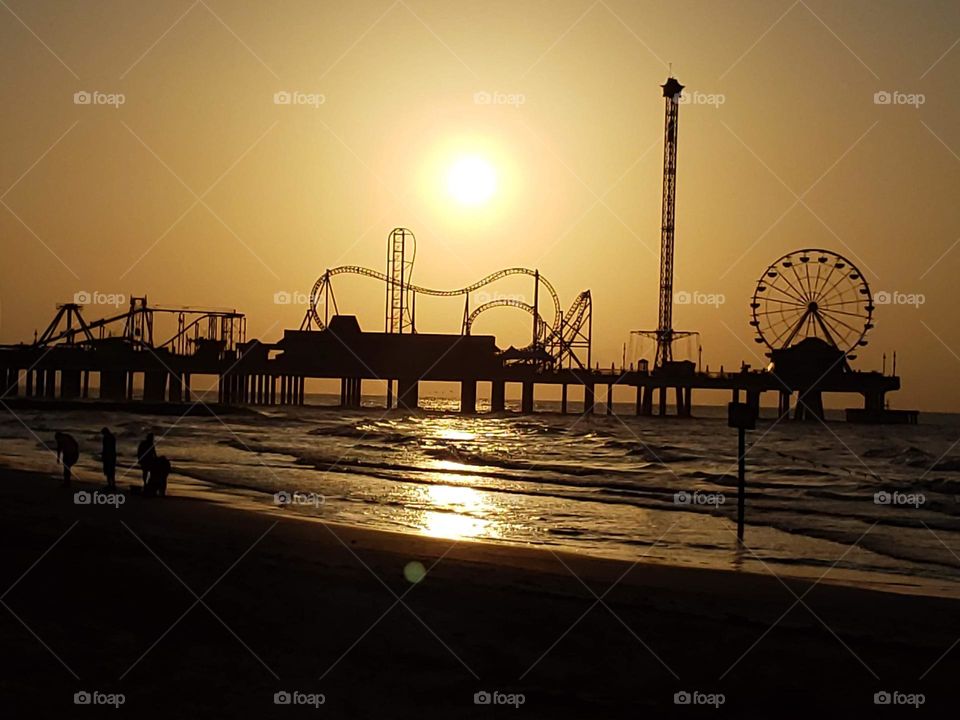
[{"xmin": 727, "ymin": 401, "xmax": 757, "ymax": 542}]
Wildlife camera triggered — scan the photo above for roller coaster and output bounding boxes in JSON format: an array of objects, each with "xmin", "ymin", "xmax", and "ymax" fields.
[{"xmin": 301, "ymin": 228, "xmax": 593, "ymax": 369}]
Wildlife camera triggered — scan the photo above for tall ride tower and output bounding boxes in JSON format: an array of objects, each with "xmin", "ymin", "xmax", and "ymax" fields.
[
  {"xmin": 655, "ymin": 76, "xmax": 683, "ymax": 367},
  {"xmin": 631, "ymin": 76, "xmax": 698, "ymax": 416}
]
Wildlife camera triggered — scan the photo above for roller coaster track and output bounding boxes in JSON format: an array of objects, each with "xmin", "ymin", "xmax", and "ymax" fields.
[
  {"xmin": 463, "ymin": 291, "xmax": 589, "ymax": 343},
  {"xmin": 562, "ymin": 291, "xmax": 591, "ymax": 336},
  {"xmin": 309, "ymin": 266, "xmax": 562, "ymax": 333},
  {"xmin": 552, "ymin": 290, "xmax": 592, "ymax": 368},
  {"xmin": 463, "ymin": 299, "xmax": 549, "ymax": 340},
  {"xmin": 431, "ymin": 290, "xmax": 593, "ymax": 368}
]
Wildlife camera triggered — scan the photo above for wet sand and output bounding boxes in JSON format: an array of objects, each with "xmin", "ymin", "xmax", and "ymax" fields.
[{"xmin": 0, "ymin": 465, "xmax": 957, "ymax": 717}]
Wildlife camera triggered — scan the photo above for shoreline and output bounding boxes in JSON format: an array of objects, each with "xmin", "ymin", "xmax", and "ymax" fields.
[
  {"xmin": 2, "ymin": 448, "xmax": 957, "ymax": 601},
  {"xmin": 1, "ymin": 463, "xmax": 958, "ymax": 715},
  {"xmin": 169, "ymin": 467, "xmax": 960, "ymax": 601}
]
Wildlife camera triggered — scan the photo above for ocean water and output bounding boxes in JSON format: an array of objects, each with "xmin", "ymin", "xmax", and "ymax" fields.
[{"xmin": 2, "ymin": 396, "xmax": 959, "ymax": 597}]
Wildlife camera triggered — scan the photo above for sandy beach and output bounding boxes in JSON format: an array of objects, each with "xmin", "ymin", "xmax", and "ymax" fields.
[{"xmin": 0, "ymin": 465, "xmax": 956, "ymax": 717}]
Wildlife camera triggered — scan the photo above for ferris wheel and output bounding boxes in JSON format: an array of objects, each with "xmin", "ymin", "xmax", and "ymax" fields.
[{"xmin": 750, "ymin": 249, "xmax": 874, "ymax": 357}]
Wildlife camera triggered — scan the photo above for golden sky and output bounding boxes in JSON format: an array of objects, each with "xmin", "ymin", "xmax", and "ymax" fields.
[{"xmin": 1, "ymin": 0, "xmax": 959, "ymax": 410}]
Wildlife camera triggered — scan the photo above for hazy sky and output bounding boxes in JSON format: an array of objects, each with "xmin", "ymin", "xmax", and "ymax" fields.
[{"xmin": 1, "ymin": 0, "xmax": 959, "ymax": 410}]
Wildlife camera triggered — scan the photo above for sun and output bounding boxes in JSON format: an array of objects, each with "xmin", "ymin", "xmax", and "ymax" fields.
[{"xmin": 446, "ymin": 155, "xmax": 497, "ymax": 206}]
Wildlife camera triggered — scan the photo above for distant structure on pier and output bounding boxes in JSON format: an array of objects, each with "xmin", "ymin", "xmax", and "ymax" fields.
[
  {"xmin": 386, "ymin": 227, "xmax": 416, "ymax": 334},
  {"xmin": 633, "ymin": 75, "xmax": 699, "ymax": 415},
  {"xmin": 750, "ymin": 248, "xmax": 879, "ymax": 420},
  {"xmin": 0, "ymin": 298, "xmax": 244, "ymax": 403},
  {"xmin": 301, "ymin": 229, "xmax": 593, "ymax": 371}
]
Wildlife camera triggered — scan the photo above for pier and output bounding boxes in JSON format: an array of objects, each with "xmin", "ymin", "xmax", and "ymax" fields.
[{"xmin": 0, "ymin": 304, "xmax": 903, "ymax": 422}]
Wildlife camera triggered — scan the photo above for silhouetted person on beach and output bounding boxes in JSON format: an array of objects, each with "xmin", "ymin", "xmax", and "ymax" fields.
[
  {"xmin": 137, "ymin": 432, "xmax": 157, "ymax": 489},
  {"xmin": 144, "ymin": 456, "xmax": 171, "ymax": 497},
  {"xmin": 54, "ymin": 432, "xmax": 79, "ymax": 487},
  {"xmin": 100, "ymin": 428, "xmax": 117, "ymax": 490}
]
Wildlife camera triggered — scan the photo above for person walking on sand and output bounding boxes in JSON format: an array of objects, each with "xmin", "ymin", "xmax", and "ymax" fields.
[
  {"xmin": 137, "ymin": 432, "xmax": 157, "ymax": 489},
  {"xmin": 54, "ymin": 432, "xmax": 79, "ymax": 487},
  {"xmin": 100, "ymin": 428, "xmax": 117, "ymax": 490}
]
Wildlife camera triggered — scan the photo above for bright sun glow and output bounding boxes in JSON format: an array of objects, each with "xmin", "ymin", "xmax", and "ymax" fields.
[{"xmin": 446, "ymin": 155, "xmax": 497, "ymax": 206}]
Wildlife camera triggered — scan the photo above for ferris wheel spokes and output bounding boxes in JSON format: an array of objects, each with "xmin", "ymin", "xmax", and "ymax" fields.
[{"xmin": 750, "ymin": 248, "xmax": 873, "ymax": 355}]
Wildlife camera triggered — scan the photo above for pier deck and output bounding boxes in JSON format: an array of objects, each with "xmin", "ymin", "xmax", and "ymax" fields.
[{"xmin": 0, "ymin": 321, "xmax": 903, "ymax": 421}]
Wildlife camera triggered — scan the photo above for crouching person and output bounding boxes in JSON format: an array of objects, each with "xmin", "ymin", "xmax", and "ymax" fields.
[{"xmin": 144, "ymin": 456, "xmax": 171, "ymax": 497}]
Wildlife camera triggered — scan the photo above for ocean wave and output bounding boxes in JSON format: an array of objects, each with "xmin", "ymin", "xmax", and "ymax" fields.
[
  {"xmin": 929, "ymin": 457, "xmax": 960, "ymax": 472},
  {"xmin": 307, "ymin": 425, "xmax": 418, "ymax": 445},
  {"xmin": 917, "ymin": 477, "xmax": 960, "ymax": 493}
]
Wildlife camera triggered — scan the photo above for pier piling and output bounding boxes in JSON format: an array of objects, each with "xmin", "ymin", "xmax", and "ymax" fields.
[
  {"xmin": 397, "ymin": 378, "xmax": 419, "ymax": 410},
  {"xmin": 460, "ymin": 379, "xmax": 476, "ymax": 414},
  {"xmin": 490, "ymin": 380, "xmax": 505, "ymax": 412},
  {"xmin": 584, "ymin": 383, "xmax": 595, "ymax": 414},
  {"xmin": 521, "ymin": 381, "xmax": 534, "ymax": 414}
]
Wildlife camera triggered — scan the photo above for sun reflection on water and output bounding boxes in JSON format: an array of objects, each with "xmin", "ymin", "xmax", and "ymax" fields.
[
  {"xmin": 398, "ymin": 416, "xmax": 526, "ymax": 540},
  {"xmin": 417, "ymin": 484, "xmax": 493, "ymax": 540},
  {"xmin": 434, "ymin": 428, "xmax": 476, "ymax": 441}
]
